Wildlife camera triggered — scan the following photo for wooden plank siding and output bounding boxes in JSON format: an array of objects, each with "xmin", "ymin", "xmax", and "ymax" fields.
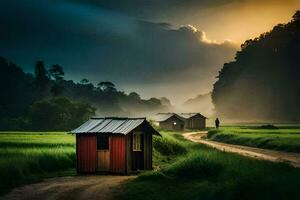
[
  {"xmin": 144, "ymin": 132, "xmax": 152, "ymax": 170},
  {"xmin": 110, "ymin": 135, "xmax": 126, "ymax": 174},
  {"xmin": 76, "ymin": 135, "xmax": 97, "ymax": 173},
  {"xmin": 159, "ymin": 115, "xmax": 184, "ymax": 131},
  {"xmin": 130, "ymin": 132, "xmax": 145, "ymax": 171},
  {"xmin": 76, "ymin": 126, "xmax": 154, "ymax": 174},
  {"xmin": 126, "ymin": 133, "xmax": 132, "ymax": 174},
  {"xmin": 185, "ymin": 115, "xmax": 206, "ymax": 129},
  {"xmin": 97, "ymin": 150, "xmax": 110, "ymax": 171}
]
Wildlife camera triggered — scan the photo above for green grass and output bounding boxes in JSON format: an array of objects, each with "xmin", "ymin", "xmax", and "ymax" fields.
[
  {"xmin": 2, "ymin": 129, "xmax": 300, "ymax": 199},
  {"xmin": 122, "ymin": 131, "xmax": 300, "ymax": 200},
  {"xmin": 207, "ymin": 126, "xmax": 300, "ymax": 152},
  {"xmin": 152, "ymin": 131, "xmax": 187, "ymax": 170},
  {"xmin": 0, "ymin": 132, "xmax": 76, "ymax": 195}
]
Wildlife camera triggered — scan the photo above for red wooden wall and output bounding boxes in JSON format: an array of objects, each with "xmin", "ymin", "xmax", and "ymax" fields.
[
  {"xmin": 144, "ymin": 133, "xmax": 152, "ymax": 170},
  {"xmin": 110, "ymin": 135, "xmax": 126, "ymax": 173},
  {"xmin": 76, "ymin": 135, "xmax": 97, "ymax": 173}
]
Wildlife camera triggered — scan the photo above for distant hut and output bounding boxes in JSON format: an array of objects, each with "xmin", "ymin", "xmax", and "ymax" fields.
[
  {"xmin": 178, "ymin": 113, "xmax": 207, "ymax": 129},
  {"xmin": 151, "ymin": 113, "xmax": 185, "ymax": 131},
  {"xmin": 71, "ymin": 117, "xmax": 160, "ymax": 174}
]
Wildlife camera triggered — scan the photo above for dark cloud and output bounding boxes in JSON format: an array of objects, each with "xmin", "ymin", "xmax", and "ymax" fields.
[
  {"xmin": 74, "ymin": 0, "xmax": 299, "ymax": 20},
  {"xmin": 0, "ymin": 0, "xmax": 237, "ymax": 103},
  {"xmin": 66, "ymin": 0, "xmax": 236, "ymax": 19}
]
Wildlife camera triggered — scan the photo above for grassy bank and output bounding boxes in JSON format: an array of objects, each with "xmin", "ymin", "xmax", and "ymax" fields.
[
  {"xmin": 122, "ymin": 131, "xmax": 300, "ymax": 200},
  {"xmin": 207, "ymin": 126, "xmax": 300, "ymax": 152},
  {"xmin": 0, "ymin": 132, "xmax": 76, "ymax": 195}
]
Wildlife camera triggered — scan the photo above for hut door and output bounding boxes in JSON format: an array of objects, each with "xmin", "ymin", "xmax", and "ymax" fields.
[
  {"xmin": 97, "ymin": 134, "xmax": 110, "ymax": 171},
  {"xmin": 132, "ymin": 133, "xmax": 144, "ymax": 170}
]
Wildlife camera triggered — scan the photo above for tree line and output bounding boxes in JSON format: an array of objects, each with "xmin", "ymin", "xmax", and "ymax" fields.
[
  {"xmin": 0, "ymin": 58, "xmax": 171, "ymax": 131},
  {"xmin": 212, "ymin": 11, "xmax": 300, "ymax": 122}
]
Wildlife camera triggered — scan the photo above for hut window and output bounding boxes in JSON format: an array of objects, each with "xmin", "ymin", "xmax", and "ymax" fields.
[
  {"xmin": 97, "ymin": 134, "xmax": 109, "ymax": 150},
  {"xmin": 133, "ymin": 133, "xmax": 142, "ymax": 151}
]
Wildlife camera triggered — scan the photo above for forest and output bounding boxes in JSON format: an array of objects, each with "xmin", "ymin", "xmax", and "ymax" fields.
[
  {"xmin": 0, "ymin": 58, "xmax": 171, "ymax": 131},
  {"xmin": 212, "ymin": 11, "xmax": 300, "ymax": 122}
]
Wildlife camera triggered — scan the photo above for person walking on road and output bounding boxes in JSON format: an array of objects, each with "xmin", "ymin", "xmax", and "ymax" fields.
[{"xmin": 215, "ymin": 118, "xmax": 220, "ymax": 129}]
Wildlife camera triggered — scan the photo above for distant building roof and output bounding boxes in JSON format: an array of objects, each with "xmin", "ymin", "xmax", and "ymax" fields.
[
  {"xmin": 178, "ymin": 113, "xmax": 207, "ymax": 119},
  {"xmin": 151, "ymin": 113, "xmax": 174, "ymax": 122},
  {"xmin": 71, "ymin": 117, "xmax": 160, "ymax": 135},
  {"xmin": 151, "ymin": 113, "xmax": 185, "ymax": 122},
  {"xmin": 151, "ymin": 113, "xmax": 207, "ymax": 122}
]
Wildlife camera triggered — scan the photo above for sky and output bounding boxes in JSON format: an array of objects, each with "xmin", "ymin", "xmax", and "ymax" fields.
[{"xmin": 0, "ymin": 0, "xmax": 299, "ymax": 104}]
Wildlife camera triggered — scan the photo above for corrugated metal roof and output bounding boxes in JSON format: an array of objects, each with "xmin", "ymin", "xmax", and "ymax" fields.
[
  {"xmin": 100, "ymin": 119, "xmax": 128, "ymax": 133},
  {"xmin": 71, "ymin": 119, "xmax": 104, "ymax": 133},
  {"xmin": 71, "ymin": 117, "xmax": 158, "ymax": 135},
  {"xmin": 113, "ymin": 118, "xmax": 145, "ymax": 133},
  {"xmin": 151, "ymin": 113, "xmax": 207, "ymax": 122},
  {"xmin": 89, "ymin": 119, "xmax": 113, "ymax": 133},
  {"xmin": 178, "ymin": 113, "xmax": 207, "ymax": 119},
  {"xmin": 151, "ymin": 113, "xmax": 177, "ymax": 122}
]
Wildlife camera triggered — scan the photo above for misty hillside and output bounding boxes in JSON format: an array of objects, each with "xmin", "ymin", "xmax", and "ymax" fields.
[
  {"xmin": 182, "ymin": 93, "xmax": 214, "ymax": 117},
  {"xmin": 0, "ymin": 57, "xmax": 171, "ymax": 130},
  {"xmin": 212, "ymin": 11, "xmax": 300, "ymax": 122}
]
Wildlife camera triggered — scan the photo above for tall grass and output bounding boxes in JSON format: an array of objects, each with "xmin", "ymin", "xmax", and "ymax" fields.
[
  {"xmin": 207, "ymin": 127, "xmax": 300, "ymax": 152},
  {"xmin": 163, "ymin": 151, "xmax": 223, "ymax": 179},
  {"xmin": 0, "ymin": 132, "xmax": 76, "ymax": 195},
  {"xmin": 153, "ymin": 135, "xmax": 187, "ymax": 156},
  {"xmin": 152, "ymin": 132, "xmax": 188, "ymax": 170},
  {"xmin": 123, "ymin": 131, "xmax": 300, "ymax": 200}
]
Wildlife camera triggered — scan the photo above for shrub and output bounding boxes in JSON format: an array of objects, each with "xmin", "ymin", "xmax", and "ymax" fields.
[
  {"xmin": 153, "ymin": 136, "xmax": 187, "ymax": 156},
  {"xmin": 260, "ymin": 124, "xmax": 278, "ymax": 129},
  {"xmin": 164, "ymin": 152, "xmax": 223, "ymax": 179},
  {"xmin": 137, "ymin": 171, "xmax": 168, "ymax": 181},
  {"xmin": 207, "ymin": 130, "xmax": 220, "ymax": 138}
]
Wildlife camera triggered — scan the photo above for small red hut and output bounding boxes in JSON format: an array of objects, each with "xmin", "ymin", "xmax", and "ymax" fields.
[{"xmin": 71, "ymin": 117, "xmax": 160, "ymax": 174}]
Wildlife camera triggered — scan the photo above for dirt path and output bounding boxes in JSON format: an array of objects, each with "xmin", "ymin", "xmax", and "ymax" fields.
[
  {"xmin": 183, "ymin": 132, "xmax": 300, "ymax": 168},
  {"xmin": 1, "ymin": 175, "xmax": 135, "ymax": 200}
]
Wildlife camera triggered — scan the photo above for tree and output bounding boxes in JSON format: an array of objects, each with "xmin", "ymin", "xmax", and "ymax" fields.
[
  {"xmin": 50, "ymin": 84, "xmax": 64, "ymax": 97},
  {"xmin": 128, "ymin": 92, "xmax": 141, "ymax": 100},
  {"xmin": 97, "ymin": 81, "xmax": 116, "ymax": 92},
  {"xmin": 0, "ymin": 57, "xmax": 36, "ymax": 130},
  {"xmin": 160, "ymin": 97, "xmax": 171, "ymax": 106},
  {"xmin": 212, "ymin": 10, "xmax": 300, "ymax": 121},
  {"xmin": 148, "ymin": 98, "xmax": 161, "ymax": 106},
  {"xmin": 80, "ymin": 78, "xmax": 90, "ymax": 85},
  {"xmin": 49, "ymin": 64, "xmax": 64, "ymax": 81},
  {"xmin": 0, "ymin": 56, "xmax": 171, "ymax": 130},
  {"xmin": 292, "ymin": 10, "xmax": 300, "ymax": 21},
  {"xmin": 34, "ymin": 61, "xmax": 48, "ymax": 81},
  {"xmin": 49, "ymin": 64, "xmax": 65, "ymax": 96},
  {"xmin": 27, "ymin": 97, "xmax": 95, "ymax": 131},
  {"xmin": 34, "ymin": 61, "xmax": 50, "ymax": 98}
]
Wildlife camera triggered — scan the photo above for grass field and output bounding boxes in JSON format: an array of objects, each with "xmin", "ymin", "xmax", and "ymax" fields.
[
  {"xmin": 2, "ymin": 130, "xmax": 300, "ymax": 199},
  {"xmin": 207, "ymin": 126, "xmax": 300, "ymax": 152},
  {"xmin": 122, "ymin": 131, "xmax": 300, "ymax": 200},
  {"xmin": 0, "ymin": 132, "xmax": 76, "ymax": 195}
]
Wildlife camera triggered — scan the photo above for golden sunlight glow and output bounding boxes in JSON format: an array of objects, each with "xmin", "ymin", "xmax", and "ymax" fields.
[{"xmin": 189, "ymin": 0, "xmax": 300, "ymax": 44}]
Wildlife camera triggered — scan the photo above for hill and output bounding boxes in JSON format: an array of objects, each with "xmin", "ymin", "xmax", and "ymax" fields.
[
  {"xmin": 0, "ymin": 57, "xmax": 171, "ymax": 130},
  {"xmin": 212, "ymin": 11, "xmax": 300, "ymax": 122}
]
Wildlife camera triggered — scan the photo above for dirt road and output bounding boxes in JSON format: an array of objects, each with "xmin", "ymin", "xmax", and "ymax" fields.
[
  {"xmin": 1, "ymin": 175, "xmax": 135, "ymax": 200},
  {"xmin": 183, "ymin": 132, "xmax": 300, "ymax": 168}
]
